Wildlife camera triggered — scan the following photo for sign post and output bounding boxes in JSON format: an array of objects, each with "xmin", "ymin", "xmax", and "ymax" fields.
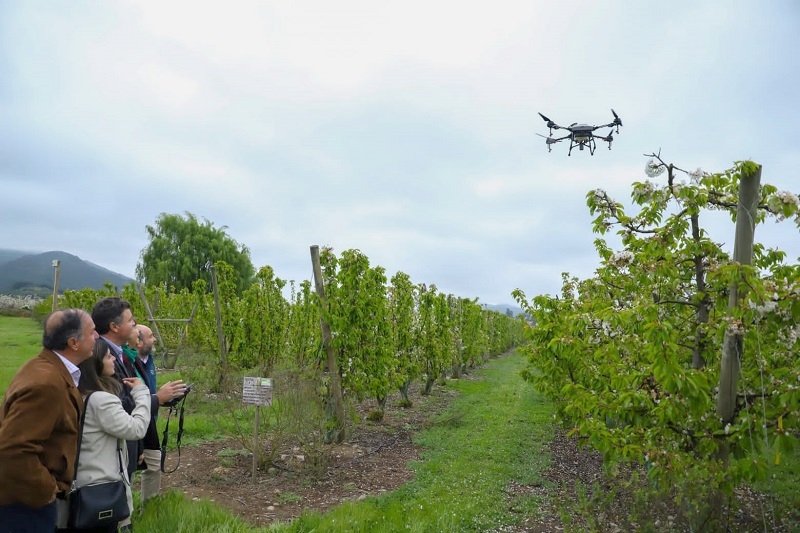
[
  {"xmin": 51, "ymin": 260, "xmax": 61, "ymax": 312},
  {"xmin": 242, "ymin": 377, "xmax": 273, "ymax": 482}
]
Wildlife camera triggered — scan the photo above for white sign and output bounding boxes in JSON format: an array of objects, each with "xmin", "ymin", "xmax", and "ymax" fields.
[{"xmin": 243, "ymin": 377, "xmax": 273, "ymax": 406}]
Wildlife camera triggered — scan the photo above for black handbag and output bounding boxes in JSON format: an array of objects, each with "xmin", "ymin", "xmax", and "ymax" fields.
[{"xmin": 67, "ymin": 391, "xmax": 131, "ymax": 529}]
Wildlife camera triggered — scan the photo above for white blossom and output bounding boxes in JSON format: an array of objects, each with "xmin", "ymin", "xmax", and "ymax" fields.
[
  {"xmin": 644, "ymin": 158, "xmax": 666, "ymax": 178},
  {"xmin": 609, "ymin": 250, "xmax": 635, "ymax": 268},
  {"xmin": 687, "ymin": 168, "xmax": 705, "ymax": 183},
  {"xmin": 777, "ymin": 190, "xmax": 799, "ymax": 206}
]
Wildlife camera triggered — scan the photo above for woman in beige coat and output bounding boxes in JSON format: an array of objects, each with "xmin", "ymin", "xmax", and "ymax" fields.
[{"xmin": 57, "ymin": 341, "xmax": 151, "ymax": 532}]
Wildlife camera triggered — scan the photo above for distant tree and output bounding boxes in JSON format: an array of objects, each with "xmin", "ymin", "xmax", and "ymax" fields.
[
  {"xmin": 505, "ymin": 308, "xmax": 513, "ymax": 317},
  {"xmin": 136, "ymin": 212, "xmax": 255, "ymax": 294}
]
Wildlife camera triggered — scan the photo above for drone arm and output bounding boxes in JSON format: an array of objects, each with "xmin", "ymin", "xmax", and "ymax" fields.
[{"xmin": 591, "ymin": 122, "xmax": 617, "ymax": 130}]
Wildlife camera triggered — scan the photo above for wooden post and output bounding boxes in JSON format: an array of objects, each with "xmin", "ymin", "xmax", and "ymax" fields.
[
  {"xmin": 210, "ymin": 263, "xmax": 228, "ymax": 387},
  {"xmin": 310, "ymin": 245, "xmax": 346, "ymax": 443},
  {"xmin": 717, "ymin": 165, "xmax": 762, "ymax": 422},
  {"xmin": 51, "ymin": 260, "xmax": 61, "ymax": 312},
  {"xmin": 137, "ymin": 284, "xmax": 166, "ymax": 353},
  {"xmin": 252, "ymin": 405, "xmax": 260, "ymax": 482}
]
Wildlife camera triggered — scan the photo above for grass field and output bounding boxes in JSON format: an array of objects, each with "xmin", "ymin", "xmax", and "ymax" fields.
[{"xmin": 0, "ymin": 315, "xmax": 41, "ymax": 396}]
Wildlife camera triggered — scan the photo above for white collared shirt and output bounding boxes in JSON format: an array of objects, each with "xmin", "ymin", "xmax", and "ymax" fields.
[
  {"xmin": 100, "ymin": 335, "xmax": 124, "ymax": 364},
  {"xmin": 54, "ymin": 351, "xmax": 81, "ymax": 387}
]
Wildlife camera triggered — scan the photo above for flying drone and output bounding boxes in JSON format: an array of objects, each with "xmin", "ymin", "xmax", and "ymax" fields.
[{"xmin": 537, "ymin": 109, "xmax": 623, "ymax": 156}]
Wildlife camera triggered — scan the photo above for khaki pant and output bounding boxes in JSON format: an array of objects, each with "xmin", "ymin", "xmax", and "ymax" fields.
[{"xmin": 140, "ymin": 448, "xmax": 162, "ymax": 503}]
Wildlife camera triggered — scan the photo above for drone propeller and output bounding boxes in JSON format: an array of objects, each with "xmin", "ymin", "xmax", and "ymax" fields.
[
  {"xmin": 611, "ymin": 108, "xmax": 623, "ymax": 129},
  {"xmin": 538, "ymin": 112, "xmax": 559, "ymax": 130},
  {"xmin": 602, "ymin": 131, "xmax": 614, "ymax": 149},
  {"xmin": 535, "ymin": 133, "xmax": 556, "ymax": 143}
]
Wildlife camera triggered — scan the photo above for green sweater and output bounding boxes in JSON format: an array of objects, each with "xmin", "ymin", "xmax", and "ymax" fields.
[{"xmin": 122, "ymin": 344, "xmax": 144, "ymax": 380}]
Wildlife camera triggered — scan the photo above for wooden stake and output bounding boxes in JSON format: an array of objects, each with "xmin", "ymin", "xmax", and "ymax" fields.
[
  {"xmin": 51, "ymin": 260, "xmax": 61, "ymax": 312},
  {"xmin": 310, "ymin": 245, "xmax": 346, "ymax": 443},
  {"xmin": 253, "ymin": 405, "xmax": 260, "ymax": 482},
  {"xmin": 210, "ymin": 263, "xmax": 228, "ymax": 387}
]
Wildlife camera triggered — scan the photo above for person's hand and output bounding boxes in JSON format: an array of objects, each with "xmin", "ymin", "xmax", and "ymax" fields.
[
  {"xmin": 156, "ymin": 380, "xmax": 187, "ymax": 405},
  {"xmin": 122, "ymin": 377, "xmax": 144, "ymax": 389}
]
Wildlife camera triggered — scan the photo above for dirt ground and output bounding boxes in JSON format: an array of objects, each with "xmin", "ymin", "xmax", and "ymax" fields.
[
  {"xmin": 160, "ymin": 380, "xmax": 789, "ymax": 532},
  {"xmin": 161, "ymin": 383, "xmax": 456, "ymax": 528}
]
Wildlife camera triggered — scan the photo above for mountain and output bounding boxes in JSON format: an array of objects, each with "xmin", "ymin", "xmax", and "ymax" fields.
[
  {"xmin": 0, "ymin": 249, "xmax": 30, "ymax": 265},
  {"xmin": 0, "ymin": 249, "xmax": 134, "ymax": 296},
  {"xmin": 484, "ymin": 303, "xmax": 523, "ymax": 317}
]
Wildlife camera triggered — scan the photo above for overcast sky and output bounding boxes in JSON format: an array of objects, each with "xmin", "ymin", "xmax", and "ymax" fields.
[{"xmin": 1, "ymin": 1, "xmax": 798, "ymax": 305}]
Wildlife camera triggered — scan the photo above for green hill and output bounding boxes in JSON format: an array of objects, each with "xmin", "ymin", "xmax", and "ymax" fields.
[{"xmin": 0, "ymin": 249, "xmax": 133, "ymax": 296}]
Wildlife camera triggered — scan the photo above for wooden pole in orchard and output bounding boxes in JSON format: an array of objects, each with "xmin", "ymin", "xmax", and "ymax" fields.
[
  {"xmin": 310, "ymin": 245, "xmax": 346, "ymax": 443},
  {"xmin": 51, "ymin": 260, "xmax": 61, "ymax": 312},
  {"xmin": 210, "ymin": 262, "xmax": 228, "ymax": 388}
]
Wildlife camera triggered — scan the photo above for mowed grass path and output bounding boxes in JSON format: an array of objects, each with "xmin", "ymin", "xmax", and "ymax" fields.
[{"xmin": 137, "ymin": 353, "xmax": 556, "ymax": 533}]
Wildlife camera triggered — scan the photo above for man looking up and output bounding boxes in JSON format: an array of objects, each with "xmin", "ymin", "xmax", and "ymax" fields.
[
  {"xmin": 91, "ymin": 298, "xmax": 186, "ymax": 478},
  {"xmin": 0, "ymin": 309, "xmax": 98, "ymax": 532},
  {"xmin": 135, "ymin": 324, "xmax": 163, "ymax": 504},
  {"xmin": 91, "ymin": 297, "xmax": 142, "ymax": 478}
]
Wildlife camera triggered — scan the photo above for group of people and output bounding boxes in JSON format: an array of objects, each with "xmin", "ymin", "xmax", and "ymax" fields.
[{"xmin": 0, "ymin": 298, "xmax": 188, "ymax": 533}]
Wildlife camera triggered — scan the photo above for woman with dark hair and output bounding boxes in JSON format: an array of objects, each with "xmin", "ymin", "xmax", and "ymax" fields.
[{"xmin": 56, "ymin": 341, "xmax": 151, "ymax": 532}]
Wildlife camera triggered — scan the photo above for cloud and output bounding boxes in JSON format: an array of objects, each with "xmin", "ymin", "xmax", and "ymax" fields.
[{"xmin": 1, "ymin": 1, "xmax": 798, "ymax": 305}]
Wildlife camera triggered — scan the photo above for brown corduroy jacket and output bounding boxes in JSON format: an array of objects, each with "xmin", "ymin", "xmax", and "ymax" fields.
[{"xmin": 0, "ymin": 349, "xmax": 83, "ymax": 507}]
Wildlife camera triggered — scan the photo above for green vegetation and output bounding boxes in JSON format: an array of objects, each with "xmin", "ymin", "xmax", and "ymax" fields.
[
  {"xmin": 135, "ymin": 491, "xmax": 256, "ymax": 533},
  {"xmin": 515, "ymin": 158, "xmax": 800, "ymax": 530},
  {"xmin": 0, "ymin": 315, "xmax": 40, "ymax": 396}
]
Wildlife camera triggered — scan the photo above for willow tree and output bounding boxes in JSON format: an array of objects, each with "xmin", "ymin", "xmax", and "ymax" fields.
[{"xmin": 136, "ymin": 212, "xmax": 255, "ymax": 295}]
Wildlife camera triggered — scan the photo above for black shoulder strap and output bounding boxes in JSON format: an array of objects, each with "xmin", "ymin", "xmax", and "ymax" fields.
[{"xmin": 72, "ymin": 391, "xmax": 95, "ymax": 485}]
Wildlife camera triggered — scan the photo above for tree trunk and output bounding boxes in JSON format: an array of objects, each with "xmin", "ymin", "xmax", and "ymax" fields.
[
  {"xmin": 423, "ymin": 376, "xmax": 435, "ymax": 395},
  {"xmin": 690, "ymin": 213, "xmax": 711, "ymax": 370},
  {"xmin": 707, "ymin": 164, "xmax": 761, "ymax": 529},
  {"xmin": 717, "ymin": 165, "xmax": 761, "ymax": 421},
  {"xmin": 398, "ymin": 379, "xmax": 413, "ymax": 406}
]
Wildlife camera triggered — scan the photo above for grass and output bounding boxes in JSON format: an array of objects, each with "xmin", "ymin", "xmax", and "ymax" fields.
[{"xmin": 0, "ymin": 315, "xmax": 41, "ymax": 397}]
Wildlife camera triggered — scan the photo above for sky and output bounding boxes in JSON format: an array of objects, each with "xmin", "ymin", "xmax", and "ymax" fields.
[{"xmin": 1, "ymin": 1, "xmax": 798, "ymax": 305}]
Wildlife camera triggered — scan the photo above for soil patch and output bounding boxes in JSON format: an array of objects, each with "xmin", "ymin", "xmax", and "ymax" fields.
[{"xmin": 161, "ymin": 383, "xmax": 457, "ymax": 527}]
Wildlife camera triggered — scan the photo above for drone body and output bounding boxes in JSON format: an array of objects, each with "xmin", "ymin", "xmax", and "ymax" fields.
[{"xmin": 537, "ymin": 109, "xmax": 622, "ymax": 155}]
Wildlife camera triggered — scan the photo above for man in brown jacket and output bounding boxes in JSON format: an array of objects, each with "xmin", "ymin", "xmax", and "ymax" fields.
[{"xmin": 0, "ymin": 309, "xmax": 98, "ymax": 533}]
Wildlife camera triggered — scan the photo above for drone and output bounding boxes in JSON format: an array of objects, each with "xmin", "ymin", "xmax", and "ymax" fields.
[{"xmin": 537, "ymin": 109, "xmax": 622, "ymax": 156}]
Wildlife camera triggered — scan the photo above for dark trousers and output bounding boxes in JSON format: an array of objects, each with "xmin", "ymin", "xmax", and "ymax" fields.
[
  {"xmin": 0, "ymin": 500, "xmax": 57, "ymax": 533},
  {"xmin": 57, "ymin": 526, "xmax": 117, "ymax": 533}
]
